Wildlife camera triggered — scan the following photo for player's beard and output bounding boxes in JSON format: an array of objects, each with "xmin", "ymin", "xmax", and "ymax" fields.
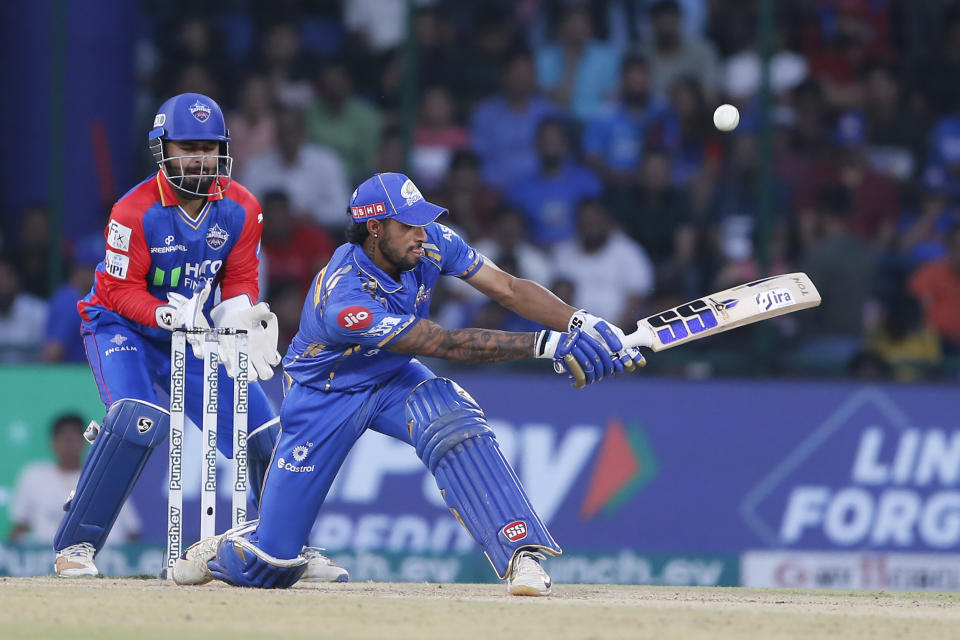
[
  {"xmin": 164, "ymin": 162, "xmax": 216, "ymax": 198},
  {"xmin": 379, "ymin": 237, "xmax": 421, "ymax": 272}
]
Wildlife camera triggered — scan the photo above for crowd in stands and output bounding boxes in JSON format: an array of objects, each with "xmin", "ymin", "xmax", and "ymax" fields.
[{"xmin": 3, "ymin": 0, "xmax": 960, "ymax": 381}]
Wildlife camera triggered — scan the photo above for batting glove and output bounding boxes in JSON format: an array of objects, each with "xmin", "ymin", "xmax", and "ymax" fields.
[
  {"xmin": 535, "ymin": 328, "xmax": 615, "ymax": 388},
  {"xmin": 569, "ymin": 309, "xmax": 646, "ymax": 371}
]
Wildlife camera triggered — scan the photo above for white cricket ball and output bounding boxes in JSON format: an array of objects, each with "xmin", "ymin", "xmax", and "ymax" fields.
[{"xmin": 713, "ymin": 104, "xmax": 740, "ymax": 132}]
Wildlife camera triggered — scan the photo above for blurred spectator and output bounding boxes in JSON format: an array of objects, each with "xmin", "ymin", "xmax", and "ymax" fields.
[
  {"xmin": 453, "ymin": 7, "xmax": 519, "ymax": 105},
  {"xmin": 583, "ymin": 54, "xmax": 679, "ymax": 187},
  {"xmin": 42, "ymin": 235, "xmax": 104, "ymax": 363},
  {"xmin": 429, "ymin": 151, "xmax": 501, "ymax": 241},
  {"xmin": 801, "ymin": 0, "xmax": 892, "ymax": 110},
  {"xmin": 722, "ymin": 26, "xmax": 808, "ymax": 101},
  {"xmin": 552, "ymin": 199, "xmax": 654, "ymax": 327},
  {"xmin": 227, "ymin": 74, "xmax": 277, "ymax": 174},
  {"xmin": 252, "ymin": 20, "xmax": 315, "ymax": 107},
  {"xmin": 8, "ymin": 414, "xmax": 140, "ymax": 544},
  {"xmin": 909, "ymin": 223, "xmax": 960, "ymax": 353},
  {"xmin": 916, "ymin": 14, "xmax": 960, "ymax": 116},
  {"xmin": 535, "ymin": 5, "xmax": 621, "ymax": 120},
  {"xmin": 605, "ymin": 147, "xmax": 697, "ymax": 299},
  {"xmin": 605, "ymin": 0, "xmax": 709, "ymax": 52},
  {"xmin": 241, "ymin": 105, "xmax": 350, "ymax": 229},
  {"xmin": 798, "ymin": 185, "xmax": 876, "ymax": 347},
  {"xmin": 865, "ymin": 294, "xmax": 942, "ymax": 382},
  {"xmin": 410, "ymin": 86, "xmax": 469, "ymax": 190},
  {"xmin": 413, "ymin": 7, "xmax": 463, "ymax": 92},
  {"xmin": 857, "ymin": 62, "xmax": 925, "ymax": 182},
  {"xmin": 926, "ymin": 112, "xmax": 960, "ymax": 194},
  {"xmin": 506, "ymin": 118, "xmax": 603, "ymax": 246},
  {"xmin": 796, "ymin": 112, "xmax": 900, "ymax": 249},
  {"xmin": 0, "ymin": 254, "xmax": 47, "ymax": 363},
  {"xmin": 306, "ymin": 59, "xmax": 382, "ymax": 183},
  {"xmin": 11, "ymin": 204, "xmax": 55, "ymax": 298},
  {"xmin": 470, "ymin": 50, "xmax": 560, "ymax": 189},
  {"xmin": 156, "ymin": 17, "xmax": 231, "ymax": 99},
  {"xmin": 666, "ymin": 75, "xmax": 715, "ymax": 193},
  {"xmin": 343, "ymin": 0, "xmax": 407, "ymax": 53},
  {"xmin": 260, "ymin": 190, "xmax": 336, "ymax": 294},
  {"xmin": 377, "ymin": 125, "xmax": 408, "ymax": 174},
  {"xmin": 641, "ymin": 0, "xmax": 720, "ymax": 100},
  {"xmin": 896, "ymin": 166, "xmax": 960, "ymax": 266},
  {"xmin": 171, "ymin": 63, "xmax": 222, "ymax": 103},
  {"xmin": 473, "ymin": 207, "xmax": 553, "ymax": 286}
]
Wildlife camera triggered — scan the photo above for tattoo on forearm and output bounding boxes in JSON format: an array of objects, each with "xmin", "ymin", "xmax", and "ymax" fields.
[{"xmin": 393, "ymin": 321, "xmax": 535, "ymax": 363}]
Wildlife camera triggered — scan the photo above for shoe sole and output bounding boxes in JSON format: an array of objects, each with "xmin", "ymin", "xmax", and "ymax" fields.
[
  {"xmin": 508, "ymin": 585, "xmax": 551, "ymax": 596},
  {"xmin": 55, "ymin": 570, "xmax": 99, "ymax": 578},
  {"xmin": 300, "ymin": 572, "xmax": 350, "ymax": 583}
]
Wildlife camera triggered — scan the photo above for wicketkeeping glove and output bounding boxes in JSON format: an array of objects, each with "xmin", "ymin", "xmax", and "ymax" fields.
[
  {"xmin": 156, "ymin": 281, "xmax": 211, "ymax": 359},
  {"xmin": 569, "ymin": 309, "xmax": 646, "ymax": 370},
  {"xmin": 210, "ymin": 295, "xmax": 282, "ymax": 382},
  {"xmin": 535, "ymin": 328, "xmax": 616, "ymax": 388}
]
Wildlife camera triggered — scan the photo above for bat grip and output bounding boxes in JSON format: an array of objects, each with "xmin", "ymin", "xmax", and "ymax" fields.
[{"xmin": 622, "ymin": 322, "xmax": 655, "ymax": 351}]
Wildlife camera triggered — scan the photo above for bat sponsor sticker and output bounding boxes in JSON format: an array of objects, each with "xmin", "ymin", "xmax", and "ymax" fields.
[
  {"xmin": 337, "ymin": 305, "xmax": 373, "ymax": 330},
  {"xmin": 755, "ymin": 288, "xmax": 796, "ymax": 312}
]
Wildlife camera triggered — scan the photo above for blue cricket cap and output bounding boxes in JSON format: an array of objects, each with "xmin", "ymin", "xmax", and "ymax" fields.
[{"xmin": 349, "ymin": 173, "xmax": 447, "ymax": 226}]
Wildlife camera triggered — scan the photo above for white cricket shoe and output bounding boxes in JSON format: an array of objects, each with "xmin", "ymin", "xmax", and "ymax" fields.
[
  {"xmin": 55, "ymin": 543, "xmax": 99, "ymax": 577},
  {"xmin": 507, "ymin": 550, "xmax": 552, "ymax": 596},
  {"xmin": 301, "ymin": 547, "xmax": 349, "ymax": 583},
  {"xmin": 172, "ymin": 535, "xmax": 222, "ymax": 585}
]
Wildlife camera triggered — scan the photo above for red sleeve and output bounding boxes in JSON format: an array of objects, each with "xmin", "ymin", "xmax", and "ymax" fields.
[
  {"xmin": 220, "ymin": 182, "xmax": 262, "ymax": 303},
  {"xmin": 98, "ymin": 201, "xmax": 167, "ymax": 326}
]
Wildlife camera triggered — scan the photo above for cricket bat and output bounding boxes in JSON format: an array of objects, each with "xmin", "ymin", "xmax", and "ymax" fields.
[{"xmin": 622, "ymin": 272, "xmax": 821, "ymax": 352}]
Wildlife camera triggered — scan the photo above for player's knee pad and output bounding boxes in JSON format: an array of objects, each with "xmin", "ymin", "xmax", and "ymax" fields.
[
  {"xmin": 55, "ymin": 398, "xmax": 169, "ymax": 551},
  {"xmin": 405, "ymin": 378, "xmax": 561, "ymax": 579},
  {"xmin": 246, "ymin": 418, "xmax": 279, "ymax": 506},
  {"xmin": 209, "ymin": 534, "xmax": 307, "ymax": 588}
]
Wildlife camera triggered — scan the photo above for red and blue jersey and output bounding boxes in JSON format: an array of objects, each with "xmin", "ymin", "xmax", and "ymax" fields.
[
  {"xmin": 283, "ymin": 222, "xmax": 483, "ymax": 392},
  {"xmin": 79, "ymin": 172, "xmax": 262, "ymax": 340}
]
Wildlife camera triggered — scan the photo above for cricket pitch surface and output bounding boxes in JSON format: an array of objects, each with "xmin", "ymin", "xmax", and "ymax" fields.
[{"xmin": 2, "ymin": 577, "xmax": 957, "ymax": 639}]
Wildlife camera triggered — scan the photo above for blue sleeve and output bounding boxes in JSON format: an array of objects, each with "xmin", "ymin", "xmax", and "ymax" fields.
[
  {"xmin": 322, "ymin": 292, "xmax": 418, "ymax": 349},
  {"xmin": 45, "ymin": 288, "xmax": 80, "ymax": 345},
  {"xmin": 428, "ymin": 223, "xmax": 484, "ymax": 279}
]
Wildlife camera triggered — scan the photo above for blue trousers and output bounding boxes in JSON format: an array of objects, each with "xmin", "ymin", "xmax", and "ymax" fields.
[
  {"xmin": 82, "ymin": 320, "xmax": 279, "ymax": 456},
  {"xmin": 256, "ymin": 360, "xmax": 435, "ymax": 558}
]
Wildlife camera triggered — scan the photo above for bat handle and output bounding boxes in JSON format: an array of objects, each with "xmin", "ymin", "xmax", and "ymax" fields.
[{"xmin": 621, "ymin": 322, "xmax": 655, "ymax": 351}]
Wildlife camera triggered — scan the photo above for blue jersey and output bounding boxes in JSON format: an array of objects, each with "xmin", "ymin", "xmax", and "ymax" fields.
[{"xmin": 283, "ymin": 223, "xmax": 483, "ymax": 392}]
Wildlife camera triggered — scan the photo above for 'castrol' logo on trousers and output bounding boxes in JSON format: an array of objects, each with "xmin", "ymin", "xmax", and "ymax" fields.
[{"xmin": 277, "ymin": 457, "xmax": 315, "ymax": 473}]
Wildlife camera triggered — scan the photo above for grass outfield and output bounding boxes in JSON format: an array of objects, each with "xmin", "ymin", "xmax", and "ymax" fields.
[{"xmin": 1, "ymin": 578, "xmax": 958, "ymax": 640}]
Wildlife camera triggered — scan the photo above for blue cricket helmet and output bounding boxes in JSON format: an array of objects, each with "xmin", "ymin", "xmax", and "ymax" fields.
[{"xmin": 148, "ymin": 93, "xmax": 233, "ymax": 197}]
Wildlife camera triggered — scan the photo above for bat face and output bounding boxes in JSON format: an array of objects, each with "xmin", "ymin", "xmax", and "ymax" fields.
[{"xmin": 624, "ymin": 273, "xmax": 821, "ymax": 352}]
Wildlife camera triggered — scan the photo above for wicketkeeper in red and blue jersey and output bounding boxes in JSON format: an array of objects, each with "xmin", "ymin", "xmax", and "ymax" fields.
[{"xmin": 53, "ymin": 93, "xmax": 345, "ymax": 583}]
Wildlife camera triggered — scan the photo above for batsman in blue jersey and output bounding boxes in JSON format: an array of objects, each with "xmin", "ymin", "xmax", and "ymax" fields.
[
  {"xmin": 179, "ymin": 172, "xmax": 644, "ymax": 595},
  {"xmin": 54, "ymin": 93, "xmax": 345, "ymax": 584}
]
